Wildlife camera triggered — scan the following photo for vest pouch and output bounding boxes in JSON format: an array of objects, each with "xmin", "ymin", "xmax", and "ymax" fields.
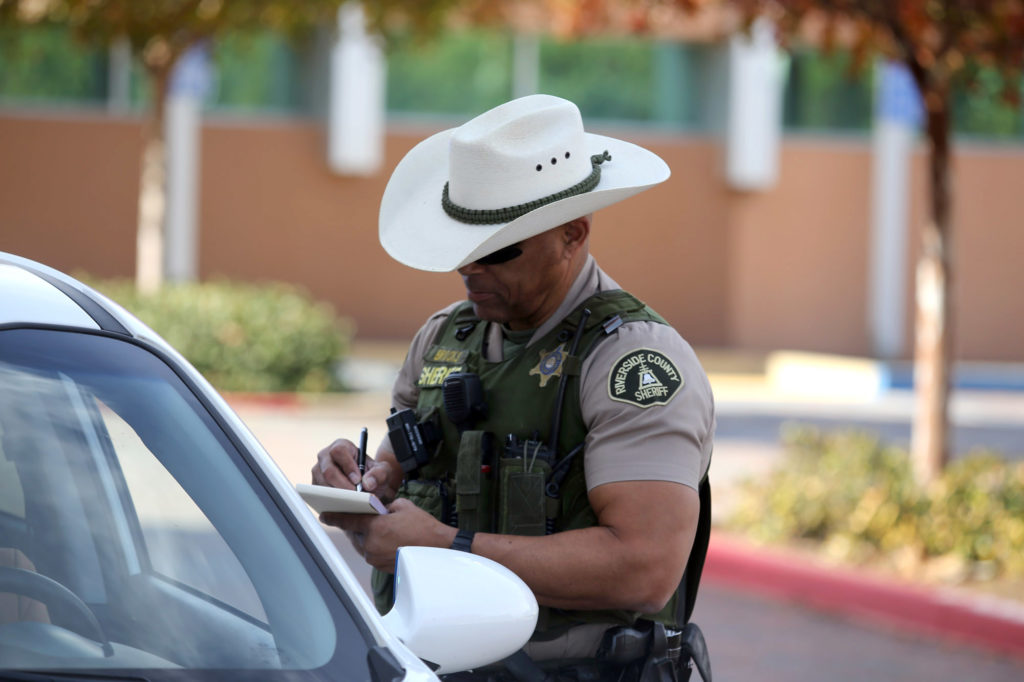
[
  {"xmin": 371, "ymin": 569, "xmax": 393, "ymax": 615},
  {"xmin": 400, "ymin": 477, "xmax": 452, "ymax": 524},
  {"xmin": 498, "ymin": 455, "xmax": 552, "ymax": 536},
  {"xmin": 456, "ymin": 431, "xmax": 494, "ymax": 533}
]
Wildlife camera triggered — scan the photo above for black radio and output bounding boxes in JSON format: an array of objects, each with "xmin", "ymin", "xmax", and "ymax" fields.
[{"xmin": 386, "ymin": 408, "xmax": 440, "ymax": 475}]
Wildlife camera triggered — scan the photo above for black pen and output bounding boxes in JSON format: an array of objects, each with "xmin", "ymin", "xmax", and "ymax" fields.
[{"xmin": 356, "ymin": 427, "xmax": 368, "ymax": 492}]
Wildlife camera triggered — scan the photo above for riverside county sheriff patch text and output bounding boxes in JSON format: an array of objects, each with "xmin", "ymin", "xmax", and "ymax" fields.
[{"xmin": 608, "ymin": 349, "xmax": 683, "ymax": 408}]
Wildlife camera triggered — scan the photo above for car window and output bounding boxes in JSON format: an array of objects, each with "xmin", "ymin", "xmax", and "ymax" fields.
[
  {"xmin": 0, "ymin": 432, "xmax": 25, "ymax": 520},
  {"xmin": 98, "ymin": 401, "xmax": 266, "ymax": 621},
  {"xmin": 0, "ymin": 329, "xmax": 373, "ymax": 680}
]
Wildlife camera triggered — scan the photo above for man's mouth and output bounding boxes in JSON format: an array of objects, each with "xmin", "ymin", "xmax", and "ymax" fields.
[{"xmin": 463, "ymin": 276, "xmax": 497, "ymax": 304}]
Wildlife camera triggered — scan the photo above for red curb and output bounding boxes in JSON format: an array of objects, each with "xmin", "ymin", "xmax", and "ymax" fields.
[{"xmin": 703, "ymin": 531, "xmax": 1024, "ymax": 658}]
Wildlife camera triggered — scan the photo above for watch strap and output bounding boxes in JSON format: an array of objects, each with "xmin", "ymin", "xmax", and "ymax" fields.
[{"xmin": 450, "ymin": 529, "xmax": 475, "ymax": 553}]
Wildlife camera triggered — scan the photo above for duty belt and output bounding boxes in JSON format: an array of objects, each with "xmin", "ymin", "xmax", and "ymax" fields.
[
  {"xmin": 445, "ymin": 622, "xmax": 710, "ymax": 682},
  {"xmin": 596, "ymin": 623, "xmax": 683, "ymax": 666}
]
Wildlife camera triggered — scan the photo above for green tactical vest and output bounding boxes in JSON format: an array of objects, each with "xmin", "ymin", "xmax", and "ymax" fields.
[{"xmin": 371, "ymin": 290, "xmax": 689, "ymax": 637}]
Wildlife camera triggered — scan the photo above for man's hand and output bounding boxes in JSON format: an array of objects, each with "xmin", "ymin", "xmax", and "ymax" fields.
[
  {"xmin": 312, "ymin": 438, "xmax": 397, "ymax": 502},
  {"xmin": 324, "ymin": 498, "xmax": 456, "ymax": 572},
  {"xmin": 312, "ymin": 436, "xmax": 407, "ymax": 558}
]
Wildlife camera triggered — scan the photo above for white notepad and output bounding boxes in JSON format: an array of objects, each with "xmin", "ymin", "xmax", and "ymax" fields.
[{"xmin": 295, "ymin": 483, "xmax": 389, "ymax": 515}]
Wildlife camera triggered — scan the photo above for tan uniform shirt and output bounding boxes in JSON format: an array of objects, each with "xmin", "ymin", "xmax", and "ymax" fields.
[{"xmin": 391, "ymin": 255, "xmax": 714, "ymax": 491}]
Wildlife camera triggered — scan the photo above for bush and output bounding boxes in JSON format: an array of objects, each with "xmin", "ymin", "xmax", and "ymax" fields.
[
  {"xmin": 85, "ymin": 278, "xmax": 353, "ymax": 393},
  {"xmin": 726, "ymin": 426, "xmax": 1024, "ymax": 583}
]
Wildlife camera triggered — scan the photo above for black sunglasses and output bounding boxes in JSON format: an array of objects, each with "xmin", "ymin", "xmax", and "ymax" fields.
[{"xmin": 475, "ymin": 243, "xmax": 523, "ymax": 266}]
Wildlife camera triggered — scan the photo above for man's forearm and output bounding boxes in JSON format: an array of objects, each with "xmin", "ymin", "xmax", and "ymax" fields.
[
  {"xmin": 471, "ymin": 523, "xmax": 693, "ymax": 613},
  {"xmin": 472, "ymin": 480, "xmax": 698, "ymax": 614}
]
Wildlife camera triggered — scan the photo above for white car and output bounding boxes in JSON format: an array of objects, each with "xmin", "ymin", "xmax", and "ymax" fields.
[{"xmin": 0, "ymin": 252, "xmax": 537, "ymax": 680}]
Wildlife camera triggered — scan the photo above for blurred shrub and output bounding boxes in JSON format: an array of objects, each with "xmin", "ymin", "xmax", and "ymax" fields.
[
  {"xmin": 727, "ymin": 426, "xmax": 1024, "ymax": 583},
  {"xmin": 86, "ymin": 278, "xmax": 353, "ymax": 393}
]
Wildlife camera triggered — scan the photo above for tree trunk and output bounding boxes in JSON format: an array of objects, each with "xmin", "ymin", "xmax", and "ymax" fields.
[
  {"xmin": 909, "ymin": 84, "xmax": 954, "ymax": 484},
  {"xmin": 135, "ymin": 67, "xmax": 171, "ymax": 294}
]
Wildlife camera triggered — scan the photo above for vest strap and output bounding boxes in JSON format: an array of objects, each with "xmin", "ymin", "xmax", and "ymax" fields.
[
  {"xmin": 677, "ymin": 472, "xmax": 712, "ymax": 626},
  {"xmin": 561, "ymin": 355, "xmax": 582, "ymax": 376}
]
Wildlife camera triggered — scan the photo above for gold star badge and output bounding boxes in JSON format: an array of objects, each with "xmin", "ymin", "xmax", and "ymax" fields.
[{"xmin": 529, "ymin": 344, "xmax": 568, "ymax": 388}]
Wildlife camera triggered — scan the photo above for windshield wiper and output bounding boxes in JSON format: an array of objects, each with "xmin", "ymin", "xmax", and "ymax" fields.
[{"xmin": 0, "ymin": 671, "xmax": 149, "ymax": 682}]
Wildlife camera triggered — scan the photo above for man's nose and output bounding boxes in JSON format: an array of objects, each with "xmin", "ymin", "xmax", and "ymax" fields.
[{"xmin": 458, "ymin": 261, "xmax": 485, "ymax": 276}]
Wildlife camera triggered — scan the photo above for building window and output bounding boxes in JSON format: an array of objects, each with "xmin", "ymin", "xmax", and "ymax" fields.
[
  {"xmin": 1, "ymin": 23, "xmax": 1021, "ymax": 142},
  {"xmin": 385, "ymin": 29, "xmax": 513, "ymax": 117},
  {"xmin": 0, "ymin": 24, "xmax": 107, "ymax": 107},
  {"xmin": 952, "ymin": 64, "xmax": 1023, "ymax": 140},
  {"xmin": 782, "ymin": 49, "xmax": 874, "ymax": 133},
  {"xmin": 209, "ymin": 30, "xmax": 316, "ymax": 116},
  {"xmin": 385, "ymin": 28, "xmax": 714, "ymax": 131}
]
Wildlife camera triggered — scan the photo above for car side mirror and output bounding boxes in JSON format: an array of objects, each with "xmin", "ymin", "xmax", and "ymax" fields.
[{"xmin": 381, "ymin": 546, "xmax": 538, "ymax": 673}]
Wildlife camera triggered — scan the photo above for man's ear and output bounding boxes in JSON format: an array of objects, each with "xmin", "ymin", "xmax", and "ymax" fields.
[{"xmin": 562, "ymin": 215, "xmax": 591, "ymax": 254}]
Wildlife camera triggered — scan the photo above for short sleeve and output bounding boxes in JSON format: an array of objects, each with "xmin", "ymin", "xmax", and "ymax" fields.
[
  {"xmin": 391, "ymin": 303, "xmax": 460, "ymax": 411},
  {"xmin": 579, "ymin": 321, "xmax": 715, "ymax": 491}
]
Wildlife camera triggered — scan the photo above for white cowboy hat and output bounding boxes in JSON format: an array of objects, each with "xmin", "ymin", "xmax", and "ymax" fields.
[{"xmin": 379, "ymin": 94, "xmax": 671, "ymax": 272}]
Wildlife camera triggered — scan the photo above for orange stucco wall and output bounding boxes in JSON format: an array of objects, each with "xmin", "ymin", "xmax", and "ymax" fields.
[
  {"xmin": 1, "ymin": 111, "xmax": 1021, "ymax": 361},
  {"xmin": 727, "ymin": 140, "xmax": 874, "ymax": 356}
]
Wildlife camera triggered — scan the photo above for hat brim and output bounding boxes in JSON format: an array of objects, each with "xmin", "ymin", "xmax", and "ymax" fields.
[{"xmin": 379, "ymin": 128, "xmax": 671, "ymax": 272}]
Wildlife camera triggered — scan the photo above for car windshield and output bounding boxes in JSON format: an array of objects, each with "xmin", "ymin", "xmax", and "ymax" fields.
[{"xmin": 0, "ymin": 328, "xmax": 373, "ymax": 680}]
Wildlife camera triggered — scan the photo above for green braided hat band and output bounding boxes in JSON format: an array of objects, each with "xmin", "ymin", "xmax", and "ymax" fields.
[{"xmin": 442, "ymin": 151, "xmax": 612, "ymax": 225}]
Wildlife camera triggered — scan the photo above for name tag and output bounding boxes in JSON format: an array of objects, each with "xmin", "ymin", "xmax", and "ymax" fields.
[{"xmin": 418, "ymin": 363, "xmax": 465, "ymax": 387}]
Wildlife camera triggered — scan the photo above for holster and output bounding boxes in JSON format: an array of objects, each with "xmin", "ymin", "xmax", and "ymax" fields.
[{"xmin": 597, "ymin": 622, "xmax": 712, "ymax": 682}]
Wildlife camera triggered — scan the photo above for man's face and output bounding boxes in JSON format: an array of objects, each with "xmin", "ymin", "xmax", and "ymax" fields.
[{"xmin": 456, "ymin": 226, "xmax": 575, "ymax": 331}]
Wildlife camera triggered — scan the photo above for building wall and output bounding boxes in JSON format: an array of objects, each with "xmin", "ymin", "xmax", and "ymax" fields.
[
  {"xmin": 1, "ymin": 111, "xmax": 1021, "ymax": 361},
  {"xmin": 0, "ymin": 112, "xmax": 140, "ymax": 279},
  {"xmin": 727, "ymin": 140, "xmax": 874, "ymax": 357},
  {"xmin": 948, "ymin": 147, "xmax": 1024, "ymax": 361}
]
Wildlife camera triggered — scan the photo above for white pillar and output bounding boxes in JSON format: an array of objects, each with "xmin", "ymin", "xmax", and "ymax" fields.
[
  {"xmin": 512, "ymin": 33, "xmax": 540, "ymax": 99},
  {"xmin": 724, "ymin": 18, "xmax": 786, "ymax": 191},
  {"xmin": 868, "ymin": 61, "xmax": 922, "ymax": 358},
  {"xmin": 107, "ymin": 37, "xmax": 133, "ymax": 113},
  {"xmin": 327, "ymin": 3, "xmax": 386, "ymax": 176},
  {"xmin": 165, "ymin": 45, "xmax": 210, "ymax": 283}
]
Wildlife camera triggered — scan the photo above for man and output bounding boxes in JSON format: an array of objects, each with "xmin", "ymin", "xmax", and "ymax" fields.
[{"xmin": 313, "ymin": 94, "xmax": 714, "ymax": 681}]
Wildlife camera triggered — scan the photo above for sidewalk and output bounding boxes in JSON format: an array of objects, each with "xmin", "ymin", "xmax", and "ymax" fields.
[{"xmin": 227, "ymin": 341, "xmax": 1024, "ymax": 660}]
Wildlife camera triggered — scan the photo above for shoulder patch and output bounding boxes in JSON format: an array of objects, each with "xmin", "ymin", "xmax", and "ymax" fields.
[{"xmin": 607, "ymin": 349, "xmax": 684, "ymax": 408}]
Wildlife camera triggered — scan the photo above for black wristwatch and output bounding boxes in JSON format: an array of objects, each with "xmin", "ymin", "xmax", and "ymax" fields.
[{"xmin": 450, "ymin": 529, "xmax": 475, "ymax": 553}]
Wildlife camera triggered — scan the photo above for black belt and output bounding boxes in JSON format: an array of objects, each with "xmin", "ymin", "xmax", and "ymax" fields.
[{"xmin": 443, "ymin": 623, "xmax": 706, "ymax": 682}]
